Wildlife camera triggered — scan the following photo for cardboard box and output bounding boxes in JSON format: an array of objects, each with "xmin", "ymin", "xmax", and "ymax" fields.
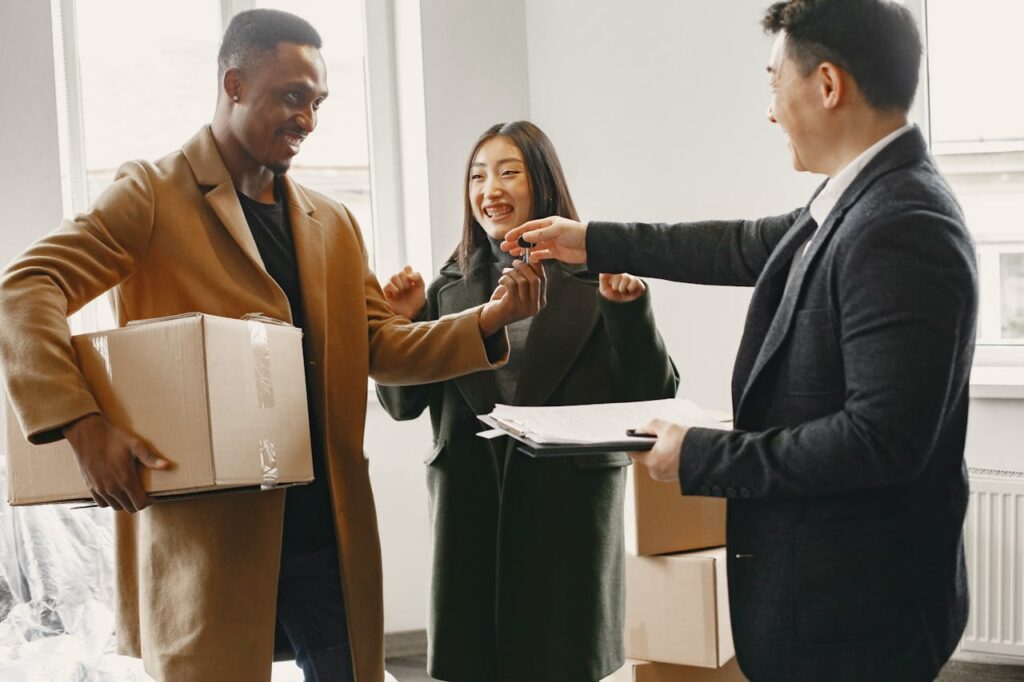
[
  {"xmin": 624, "ymin": 454, "xmax": 726, "ymax": 556},
  {"xmin": 625, "ymin": 548, "xmax": 733, "ymax": 668},
  {"xmin": 6, "ymin": 313, "xmax": 313, "ymax": 505},
  {"xmin": 602, "ymin": 658, "xmax": 747, "ymax": 682}
]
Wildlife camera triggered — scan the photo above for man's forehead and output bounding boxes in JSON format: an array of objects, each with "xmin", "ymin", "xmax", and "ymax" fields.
[
  {"xmin": 257, "ymin": 42, "xmax": 327, "ymax": 82},
  {"xmin": 768, "ymin": 32, "xmax": 787, "ymax": 74}
]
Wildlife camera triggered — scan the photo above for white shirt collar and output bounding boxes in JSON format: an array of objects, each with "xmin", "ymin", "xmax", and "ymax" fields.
[{"xmin": 808, "ymin": 123, "xmax": 915, "ymax": 226}]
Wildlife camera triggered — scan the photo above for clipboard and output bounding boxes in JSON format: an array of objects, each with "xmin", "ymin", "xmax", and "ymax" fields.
[{"xmin": 478, "ymin": 415, "xmax": 656, "ymax": 458}]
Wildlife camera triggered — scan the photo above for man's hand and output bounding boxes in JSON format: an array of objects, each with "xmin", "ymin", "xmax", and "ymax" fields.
[
  {"xmin": 628, "ymin": 418, "xmax": 689, "ymax": 483},
  {"xmin": 501, "ymin": 216, "xmax": 588, "ymax": 265},
  {"xmin": 478, "ymin": 260, "xmax": 547, "ymax": 337},
  {"xmin": 62, "ymin": 413, "xmax": 171, "ymax": 513},
  {"xmin": 599, "ymin": 273, "xmax": 646, "ymax": 303},
  {"xmin": 383, "ymin": 265, "xmax": 426, "ymax": 319}
]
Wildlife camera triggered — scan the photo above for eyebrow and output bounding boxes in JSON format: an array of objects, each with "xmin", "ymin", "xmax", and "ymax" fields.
[
  {"xmin": 471, "ymin": 157, "xmax": 525, "ymax": 166},
  {"xmin": 281, "ymin": 82, "xmax": 329, "ymax": 99}
]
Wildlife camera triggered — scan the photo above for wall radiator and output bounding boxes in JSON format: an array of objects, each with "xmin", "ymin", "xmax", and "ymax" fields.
[{"xmin": 961, "ymin": 468, "xmax": 1024, "ymax": 659}]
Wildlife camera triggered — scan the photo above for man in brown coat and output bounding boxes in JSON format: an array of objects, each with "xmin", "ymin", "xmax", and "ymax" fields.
[{"xmin": 0, "ymin": 9, "xmax": 545, "ymax": 682}]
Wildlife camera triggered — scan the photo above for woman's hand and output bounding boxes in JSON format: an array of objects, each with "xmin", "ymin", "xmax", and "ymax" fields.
[
  {"xmin": 599, "ymin": 273, "xmax": 646, "ymax": 303},
  {"xmin": 478, "ymin": 260, "xmax": 548, "ymax": 337},
  {"xmin": 383, "ymin": 266, "xmax": 426, "ymax": 319}
]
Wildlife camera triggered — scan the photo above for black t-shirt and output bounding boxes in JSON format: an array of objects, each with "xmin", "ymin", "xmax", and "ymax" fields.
[{"xmin": 237, "ymin": 182, "xmax": 334, "ymax": 555}]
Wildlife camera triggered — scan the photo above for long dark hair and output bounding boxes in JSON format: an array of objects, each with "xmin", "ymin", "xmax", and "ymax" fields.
[{"xmin": 453, "ymin": 121, "xmax": 579, "ymax": 272}]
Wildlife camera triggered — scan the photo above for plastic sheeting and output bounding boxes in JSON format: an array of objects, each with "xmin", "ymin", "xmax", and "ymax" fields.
[
  {"xmin": 0, "ymin": 455, "xmax": 153, "ymax": 681},
  {"xmin": 0, "ymin": 454, "xmax": 407, "ymax": 681}
]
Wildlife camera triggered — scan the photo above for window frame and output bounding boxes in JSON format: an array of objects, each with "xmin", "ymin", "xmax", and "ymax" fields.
[
  {"xmin": 903, "ymin": 0, "xmax": 1024, "ymax": 374},
  {"xmin": 53, "ymin": 0, "xmax": 407, "ymax": 289}
]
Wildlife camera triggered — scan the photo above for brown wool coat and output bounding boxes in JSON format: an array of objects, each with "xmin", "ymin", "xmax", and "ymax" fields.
[{"xmin": 0, "ymin": 126, "xmax": 505, "ymax": 681}]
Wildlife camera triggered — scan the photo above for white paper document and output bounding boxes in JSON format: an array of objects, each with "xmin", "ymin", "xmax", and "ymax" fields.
[{"xmin": 483, "ymin": 398, "xmax": 723, "ymax": 445}]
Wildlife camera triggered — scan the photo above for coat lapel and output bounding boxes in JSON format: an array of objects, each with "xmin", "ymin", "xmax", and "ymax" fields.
[
  {"xmin": 734, "ymin": 127, "xmax": 930, "ymax": 420},
  {"xmin": 512, "ymin": 264, "xmax": 600, "ymax": 407},
  {"xmin": 438, "ymin": 249, "xmax": 501, "ymax": 416},
  {"xmin": 181, "ymin": 126, "xmax": 268, "ymax": 277},
  {"xmin": 282, "ymin": 177, "xmax": 326, "ymax": 344}
]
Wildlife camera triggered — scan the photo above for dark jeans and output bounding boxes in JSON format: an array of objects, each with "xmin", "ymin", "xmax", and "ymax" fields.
[{"xmin": 275, "ymin": 544, "xmax": 355, "ymax": 682}]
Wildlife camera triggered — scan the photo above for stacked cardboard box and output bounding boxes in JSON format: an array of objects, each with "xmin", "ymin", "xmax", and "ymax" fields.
[
  {"xmin": 606, "ymin": 412, "xmax": 745, "ymax": 681},
  {"xmin": 5, "ymin": 313, "xmax": 314, "ymax": 505},
  {"xmin": 605, "ymin": 658, "xmax": 746, "ymax": 682}
]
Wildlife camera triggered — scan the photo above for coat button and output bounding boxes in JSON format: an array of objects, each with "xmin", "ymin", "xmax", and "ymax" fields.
[
  {"xmin": 711, "ymin": 485, "xmax": 723, "ymax": 496},
  {"xmin": 740, "ymin": 487, "xmax": 751, "ymax": 498},
  {"xmin": 726, "ymin": 486, "xmax": 737, "ymax": 498},
  {"xmin": 699, "ymin": 485, "xmax": 711, "ymax": 495}
]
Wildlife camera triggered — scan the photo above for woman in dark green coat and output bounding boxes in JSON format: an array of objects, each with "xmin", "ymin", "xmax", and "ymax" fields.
[{"xmin": 377, "ymin": 121, "xmax": 678, "ymax": 682}]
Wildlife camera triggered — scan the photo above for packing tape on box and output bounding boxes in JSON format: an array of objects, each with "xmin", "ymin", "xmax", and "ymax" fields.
[
  {"xmin": 258, "ymin": 437, "xmax": 280, "ymax": 489},
  {"xmin": 248, "ymin": 318, "xmax": 280, "ymax": 488},
  {"xmin": 248, "ymin": 319, "xmax": 276, "ymax": 409},
  {"xmin": 90, "ymin": 336, "xmax": 112, "ymax": 380}
]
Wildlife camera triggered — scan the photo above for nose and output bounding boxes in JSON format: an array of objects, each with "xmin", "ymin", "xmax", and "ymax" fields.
[
  {"xmin": 296, "ymin": 105, "xmax": 317, "ymax": 134},
  {"xmin": 483, "ymin": 174, "xmax": 503, "ymax": 197}
]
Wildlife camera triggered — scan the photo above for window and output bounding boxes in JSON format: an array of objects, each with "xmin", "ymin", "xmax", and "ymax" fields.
[
  {"xmin": 915, "ymin": 0, "xmax": 1024, "ymax": 349},
  {"xmin": 53, "ymin": 0, "xmax": 381, "ymax": 333}
]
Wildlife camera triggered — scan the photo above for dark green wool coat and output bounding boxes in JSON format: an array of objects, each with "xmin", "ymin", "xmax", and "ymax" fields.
[{"xmin": 377, "ymin": 248, "xmax": 678, "ymax": 682}]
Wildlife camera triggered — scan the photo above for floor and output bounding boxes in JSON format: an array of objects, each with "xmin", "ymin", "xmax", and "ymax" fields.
[{"xmin": 384, "ymin": 655, "xmax": 1024, "ymax": 682}]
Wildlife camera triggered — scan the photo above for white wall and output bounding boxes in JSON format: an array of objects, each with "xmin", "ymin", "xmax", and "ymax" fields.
[
  {"xmin": 523, "ymin": 0, "xmax": 820, "ymax": 410},
  {"xmin": 0, "ymin": 1, "xmax": 65, "ymax": 450},
  {"xmin": 366, "ymin": 0, "xmax": 533, "ymax": 634},
  {"xmin": 417, "ymin": 0, "xmax": 532, "ymax": 274}
]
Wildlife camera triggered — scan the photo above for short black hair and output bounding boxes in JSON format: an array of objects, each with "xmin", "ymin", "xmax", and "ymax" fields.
[
  {"xmin": 218, "ymin": 9, "xmax": 322, "ymax": 78},
  {"xmin": 762, "ymin": 0, "xmax": 922, "ymax": 112}
]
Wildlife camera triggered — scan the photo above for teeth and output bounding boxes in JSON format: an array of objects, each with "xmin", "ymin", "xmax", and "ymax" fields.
[{"xmin": 485, "ymin": 205, "xmax": 513, "ymax": 218}]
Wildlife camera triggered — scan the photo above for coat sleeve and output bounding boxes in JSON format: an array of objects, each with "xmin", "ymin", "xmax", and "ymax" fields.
[
  {"xmin": 597, "ymin": 285, "xmax": 679, "ymax": 402},
  {"xmin": 586, "ymin": 209, "xmax": 802, "ymax": 286},
  {"xmin": 374, "ymin": 275, "xmax": 446, "ymax": 421},
  {"xmin": 0, "ymin": 161, "xmax": 156, "ymax": 444},
  {"xmin": 344, "ymin": 208, "xmax": 509, "ymax": 385},
  {"xmin": 676, "ymin": 208, "xmax": 977, "ymax": 499}
]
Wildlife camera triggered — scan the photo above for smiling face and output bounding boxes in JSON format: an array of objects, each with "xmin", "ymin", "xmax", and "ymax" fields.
[
  {"xmin": 468, "ymin": 136, "xmax": 534, "ymax": 240},
  {"xmin": 228, "ymin": 41, "xmax": 328, "ymax": 175},
  {"xmin": 766, "ymin": 32, "xmax": 823, "ymax": 174}
]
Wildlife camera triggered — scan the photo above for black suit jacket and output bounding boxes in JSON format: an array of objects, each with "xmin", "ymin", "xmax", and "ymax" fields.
[{"xmin": 588, "ymin": 128, "xmax": 977, "ymax": 682}]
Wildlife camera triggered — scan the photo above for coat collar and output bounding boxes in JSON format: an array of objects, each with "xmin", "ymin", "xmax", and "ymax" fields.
[
  {"xmin": 437, "ymin": 248, "xmax": 601, "ymax": 414},
  {"xmin": 180, "ymin": 126, "xmax": 325, "ymax": 332},
  {"xmin": 437, "ymin": 248, "xmax": 500, "ymax": 416},
  {"xmin": 734, "ymin": 126, "xmax": 930, "ymax": 419},
  {"xmin": 182, "ymin": 127, "xmax": 266, "ymax": 278},
  {"xmin": 513, "ymin": 265, "xmax": 600, "ymax": 406}
]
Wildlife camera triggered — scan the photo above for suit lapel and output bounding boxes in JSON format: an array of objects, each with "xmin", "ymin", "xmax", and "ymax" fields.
[
  {"xmin": 438, "ymin": 249, "xmax": 501, "ymax": 416},
  {"xmin": 730, "ymin": 208, "xmax": 818, "ymax": 410},
  {"xmin": 735, "ymin": 208, "xmax": 838, "ymax": 417},
  {"xmin": 734, "ymin": 127, "xmax": 930, "ymax": 420},
  {"xmin": 513, "ymin": 264, "xmax": 600, "ymax": 407}
]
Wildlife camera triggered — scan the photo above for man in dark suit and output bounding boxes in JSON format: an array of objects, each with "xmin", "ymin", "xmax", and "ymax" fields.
[{"xmin": 503, "ymin": 1, "xmax": 977, "ymax": 680}]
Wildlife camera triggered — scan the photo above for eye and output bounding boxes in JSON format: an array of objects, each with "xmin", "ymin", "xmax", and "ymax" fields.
[
  {"xmin": 470, "ymin": 173, "xmax": 484, "ymax": 181},
  {"xmin": 283, "ymin": 92, "xmax": 300, "ymax": 105},
  {"xmin": 501, "ymin": 169, "xmax": 520, "ymax": 177},
  {"xmin": 312, "ymin": 97, "xmax": 325, "ymax": 111}
]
